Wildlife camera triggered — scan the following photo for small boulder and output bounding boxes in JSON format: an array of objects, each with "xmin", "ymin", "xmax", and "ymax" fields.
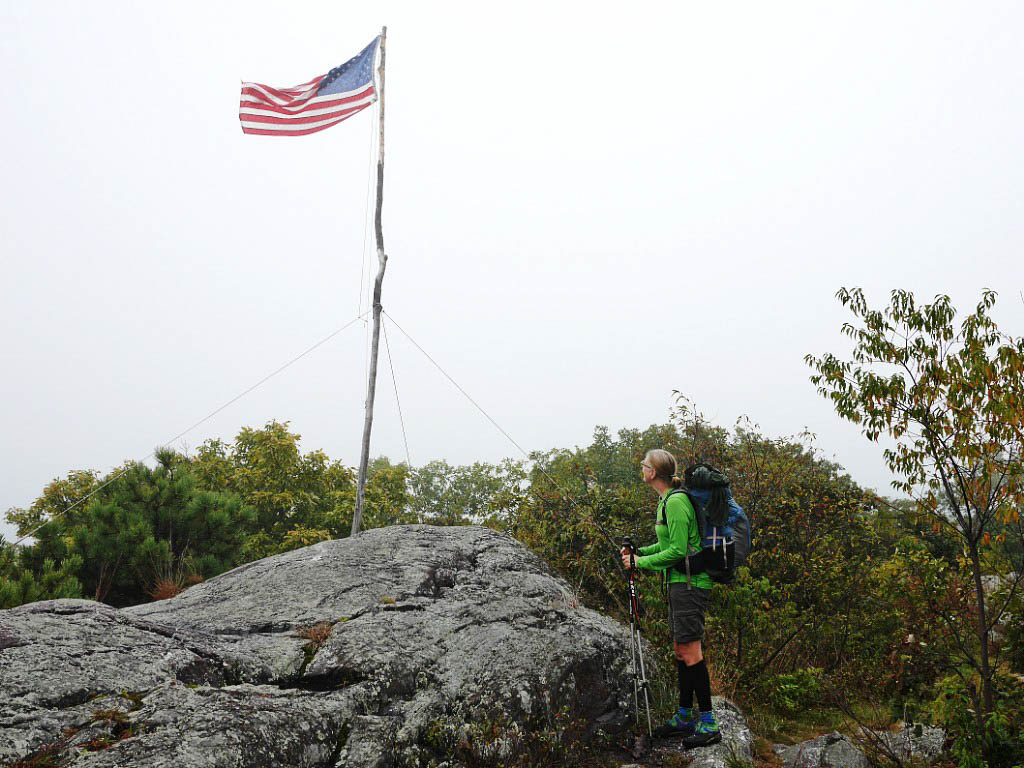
[
  {"xmin": 774, "ymin": 731, "xmax": 869, "ymax": 768},
  {"xmin": 858, "ymin": 722, "xmax": 947, "ymax": 763}
]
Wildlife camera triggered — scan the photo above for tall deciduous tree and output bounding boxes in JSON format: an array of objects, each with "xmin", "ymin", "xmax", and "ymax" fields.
[
  {"xmin": 191, "ymin": 421, "xmax": 356, "ymax": 556},
  {"xmin": 409, "ymin": 459, "xmax": 526, "ymax": 526},
  {"xmin": 5, "ymin": 469, "xmax": 100, "ymax": 540},
  {"xmin": 806, "ymin": 288, "xmax": 1024, "ymax": 729}
]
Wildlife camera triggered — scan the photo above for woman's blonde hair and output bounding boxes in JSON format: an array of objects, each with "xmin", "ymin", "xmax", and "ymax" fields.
[{"xmin": 644, "ymin": 449, "xmax": 683, "ymax": 488}]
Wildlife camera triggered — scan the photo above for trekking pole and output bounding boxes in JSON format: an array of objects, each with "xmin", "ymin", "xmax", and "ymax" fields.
[{"xmin": 622, "ymin": 536, "xmax": 653, "ymax": 737}]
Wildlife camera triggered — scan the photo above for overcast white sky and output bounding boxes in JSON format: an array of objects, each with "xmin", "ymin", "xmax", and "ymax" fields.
[{"xmin": 3, "ymin": 1, "xmax": 1024, "ymax": 541}]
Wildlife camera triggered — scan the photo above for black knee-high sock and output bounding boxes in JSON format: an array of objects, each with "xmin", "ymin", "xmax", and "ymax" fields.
[
  {"xmin": 688, "ymin": 659, "xmax": 713, "ymax": 713},
  {"xmin": 677, "ymin": 659, "xmax": 694, "ymax": 710}
]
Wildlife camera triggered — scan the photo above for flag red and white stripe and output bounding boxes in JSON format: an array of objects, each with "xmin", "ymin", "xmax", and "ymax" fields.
[{"xmin": 239, "ymin": 77, "xmax": 376, "ymax": 136}]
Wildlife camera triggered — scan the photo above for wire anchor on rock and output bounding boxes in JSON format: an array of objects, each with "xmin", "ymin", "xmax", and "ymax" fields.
[{"xmin": 622, "ymin": 535, "xmax": 653, "ymax": 737}]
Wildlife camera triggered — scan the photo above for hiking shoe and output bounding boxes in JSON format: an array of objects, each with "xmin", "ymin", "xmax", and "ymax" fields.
[
  {"xmin": 653, "ymin": 708, "xmax": 696, "ymax": 738},
  {"xmin": 683, "ymin": 711, "xmax": 722, "ymax": 749},
  {"xmin": 684, "ymin": 729, "xmax": 723, "ymax": 748}
]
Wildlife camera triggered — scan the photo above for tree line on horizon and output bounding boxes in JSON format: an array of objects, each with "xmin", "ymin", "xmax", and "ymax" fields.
[
  {"xmin": 1, "ymin": 421, "xmax": 527, "ymax": 607},
  {"xmin": 3, "ymin": 288, "xmax": 1023, "ymax": 768}
]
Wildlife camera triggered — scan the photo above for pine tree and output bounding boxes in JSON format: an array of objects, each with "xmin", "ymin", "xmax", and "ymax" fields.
[
  {"xmin": 0, "ymin": 535, "xmax": 82, "ymax": 609},
  {"xmin": 15, "ymin": 450, "xmax": 253, "ymax": 606}
]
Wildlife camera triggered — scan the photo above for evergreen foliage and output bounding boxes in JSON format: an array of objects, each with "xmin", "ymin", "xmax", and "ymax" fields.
[
  {"xmin": 0, "ymin": 535, "xmax": 82, "ymax": 609},
  {"xmin": 13, "ymin": 450, "xmax": 253, "ymax": 606}
]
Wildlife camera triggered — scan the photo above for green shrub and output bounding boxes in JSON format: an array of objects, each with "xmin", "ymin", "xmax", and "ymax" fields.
[
  {"xmin": 752, "ymin": 668, "xmax": 824, "ymax": 715},
  {"xmin": 411, "ymin": 708, "xmax": 616, "ymax": 768},
  {"xmin": 930, "ymin": 673, "xmax": 1024, "ymax": 768}
]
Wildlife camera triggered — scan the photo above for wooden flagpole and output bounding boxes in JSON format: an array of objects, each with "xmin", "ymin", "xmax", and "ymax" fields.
[{"xmin": 352, "ymin": 26, "xmax": 387, "ymax": 536}]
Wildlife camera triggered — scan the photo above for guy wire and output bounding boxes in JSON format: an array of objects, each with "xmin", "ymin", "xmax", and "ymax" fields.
[
  {"xmin": 382, "ymin": 317, "xmax": 411, "ymax": 467},
  {"xmin": 13, "ymin": 311, "xmax": 370, "ymax": 547},
  {"xmin": 381, "ymin": 309, "xmax": 624, "ymax": 553}
]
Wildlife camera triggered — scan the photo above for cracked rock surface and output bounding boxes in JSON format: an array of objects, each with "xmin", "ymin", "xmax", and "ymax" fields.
[{"xmin": 0, "ymin": 525, "xmax": 636, "ymax": 767}]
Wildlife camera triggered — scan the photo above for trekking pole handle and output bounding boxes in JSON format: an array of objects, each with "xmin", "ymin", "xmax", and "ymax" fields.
[{"xmin": 621, "ymin": 536, "xmax": 637, "ymax": 572}]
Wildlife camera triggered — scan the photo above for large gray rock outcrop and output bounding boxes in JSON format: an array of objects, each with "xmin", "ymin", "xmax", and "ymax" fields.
[{"xmin": 0, "ymin": 525, "xmax": 637, "ymax": 767}]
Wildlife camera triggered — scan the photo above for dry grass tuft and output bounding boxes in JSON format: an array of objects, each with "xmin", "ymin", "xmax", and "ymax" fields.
[
  {"xmin": 708, "ymin": 657, "xmax": 739, "ymax": 701},
  {"xmin": 297, "ymin": 622, "xmax": 334, "ymax": 653},
  {"xmin": 90, "ymin": 709, "xmax": 129, "ymax": 725},
  {"xmin": 147, "ymin": 577, "xmax": 185, "ymax": 602}
]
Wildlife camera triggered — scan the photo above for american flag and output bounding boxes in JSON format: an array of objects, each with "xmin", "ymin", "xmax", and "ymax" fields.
[{"xmin": 239, "ymin": 37, "xmax": 379, "ymax": 136}]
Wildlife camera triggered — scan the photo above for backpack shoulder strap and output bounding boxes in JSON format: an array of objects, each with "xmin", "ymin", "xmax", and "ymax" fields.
[
  {"xmin": 658, "ymin": 488, "xmax": 692, "ymax": 526},
  {"xmin": 670, "ymin": 490, "xmax": 708, "ymax": 539},
  {"xmin": 690, "ymin": 491, "xmax": 707, "ymax": 535},
  {"xmin": 659, "ymin": 489, "xmax": 705, "ymax": 588}
]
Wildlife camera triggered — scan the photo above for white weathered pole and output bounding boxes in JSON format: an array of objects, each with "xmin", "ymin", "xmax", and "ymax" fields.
[{"xmin": 352, "ymin": 27, "xmax": 387, "ymax": 536}]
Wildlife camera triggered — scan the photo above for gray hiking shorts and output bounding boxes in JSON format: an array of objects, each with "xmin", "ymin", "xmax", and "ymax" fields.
[{"xmin": 667, "ymin": 583, "xmax": 712, "ymax": 643}]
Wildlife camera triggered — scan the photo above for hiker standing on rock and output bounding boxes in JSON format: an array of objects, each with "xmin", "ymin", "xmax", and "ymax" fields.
[{"xmin": 620, "ymin": 449, "xmax": 721, "ymax": 747}]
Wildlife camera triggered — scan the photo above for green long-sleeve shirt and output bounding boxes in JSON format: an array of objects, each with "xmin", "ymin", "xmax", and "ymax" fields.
[{"xmin": 636, "ymin": 489, "xmax": 714, "ymax": 589}]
